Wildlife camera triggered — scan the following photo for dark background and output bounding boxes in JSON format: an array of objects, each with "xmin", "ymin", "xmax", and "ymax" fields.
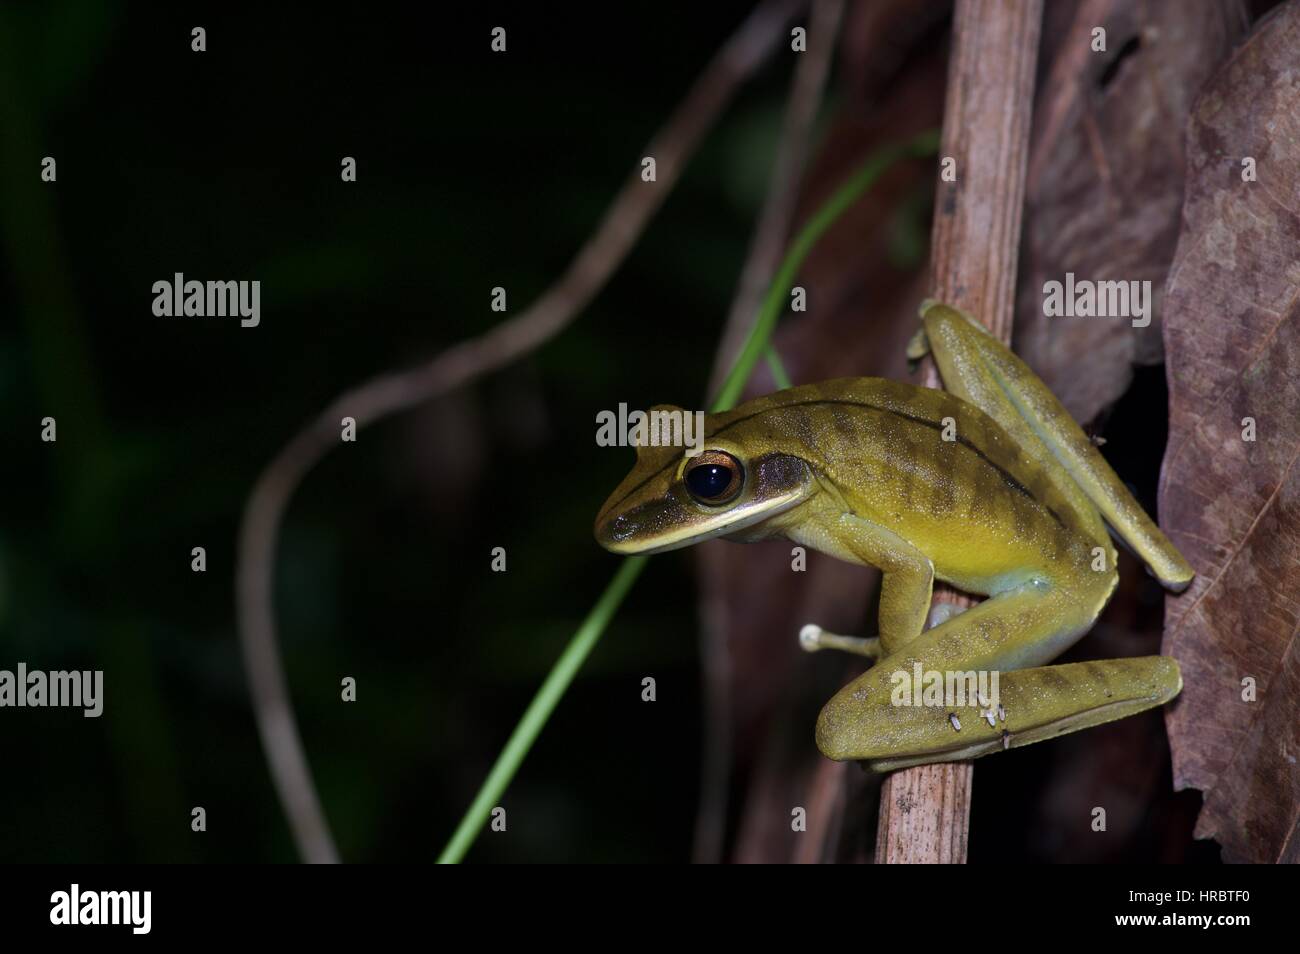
[
  {"xmin": 0, "ymin": 2, "xmax": 1220, "ymax": 862},
  {"xmin": 0, "ymin": 1, "xmax": 779, "ymax": 864}
]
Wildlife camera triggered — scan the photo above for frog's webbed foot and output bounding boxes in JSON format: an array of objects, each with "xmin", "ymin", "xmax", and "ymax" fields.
[{"xmin": 799, "ymin": 624, "xmax": 881, "ymax": 660}]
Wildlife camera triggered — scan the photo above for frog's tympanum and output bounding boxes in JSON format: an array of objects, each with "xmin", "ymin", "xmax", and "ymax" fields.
[{"xmin": 595, "ymin": 301, "xmax": 1193, "ymax": 771}]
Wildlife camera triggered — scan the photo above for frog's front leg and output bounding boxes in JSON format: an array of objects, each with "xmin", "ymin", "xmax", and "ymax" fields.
[
  {"xmin": 790, "ymin": 515, "xmax": 934, "ymax": 657},
  {"xmin": 799, "ymin": 625, "xmax": 882, "ymax": 660},
  {"xmin": 814, "ymin": 576, "xmax": 1182, "ymax": 771}
]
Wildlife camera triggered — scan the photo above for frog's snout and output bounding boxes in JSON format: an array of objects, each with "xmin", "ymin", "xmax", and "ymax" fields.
[
  {"xmin": 594, "ymin": 505, "xmax": 640, "ymax": 554},
  {"xmin": 594, "ymin": 512, "xmax": 622, "ymax": 548}
]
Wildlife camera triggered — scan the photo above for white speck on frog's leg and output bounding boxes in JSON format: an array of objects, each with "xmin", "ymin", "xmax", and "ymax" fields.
[{"xmin": 949, "ymin": 713, "xmax": 962, "ymax": 731}]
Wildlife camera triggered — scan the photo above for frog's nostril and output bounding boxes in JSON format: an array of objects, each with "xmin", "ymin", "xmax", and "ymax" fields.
[{"xmin": 594, "ymin": 510, "xmax": 633, "ymax": 548}]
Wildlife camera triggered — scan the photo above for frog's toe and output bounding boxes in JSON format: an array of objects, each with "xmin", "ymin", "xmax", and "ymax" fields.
[{"xmin": 905, "ymin": 328, "xmax": 931, "ymax": 364}]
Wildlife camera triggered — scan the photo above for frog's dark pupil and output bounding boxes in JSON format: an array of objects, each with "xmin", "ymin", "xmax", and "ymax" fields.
[{"xmin": 687, "ymin": 463, "xmax": 732, "ymax": 499}]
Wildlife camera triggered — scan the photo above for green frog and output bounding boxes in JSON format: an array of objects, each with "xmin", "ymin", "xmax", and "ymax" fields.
[{"xmin": 594, "ymin": 301, "xmax": 1192, "ymax": 771}]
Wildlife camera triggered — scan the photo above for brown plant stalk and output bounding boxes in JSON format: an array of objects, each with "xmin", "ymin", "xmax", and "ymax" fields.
[{"xmin": 874, "ymin": 0, "xmax": 1043, "ymax": 865}]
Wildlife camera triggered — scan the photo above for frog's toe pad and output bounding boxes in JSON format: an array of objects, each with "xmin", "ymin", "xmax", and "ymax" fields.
[{"xmin": 905, "ymin": 328, "xmax": 931, "ymax": 364}]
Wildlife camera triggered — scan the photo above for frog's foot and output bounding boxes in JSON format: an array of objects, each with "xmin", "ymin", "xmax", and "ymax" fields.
[
  {"xmin": 905, "ymin": 327, "xmax": 931, "ymax": 369},
  {"xmin": 799, "ymin": 600, "xmax": 967, "ymax": 662},
  {"xmin": 799, "ymin": 624, "xmax": 882, "ymax": 661},
  {"xmin": 904, "ymin": 299, "xmax": 937, "ymax": 370}
]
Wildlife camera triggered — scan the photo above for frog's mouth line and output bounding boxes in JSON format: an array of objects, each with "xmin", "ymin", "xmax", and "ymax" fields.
[{"xmin": 600, "ymin": 484, "xmax": 813, "ymax": 556}]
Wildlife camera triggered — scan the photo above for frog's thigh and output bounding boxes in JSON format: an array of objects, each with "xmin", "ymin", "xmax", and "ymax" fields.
[
  {"xmin": 814, "ymin": 581, "xmax": 1178, "ymax": 768},
  {"xmin": 915, "ymin": 300, "xmax": 1194, "ymax": 591}
]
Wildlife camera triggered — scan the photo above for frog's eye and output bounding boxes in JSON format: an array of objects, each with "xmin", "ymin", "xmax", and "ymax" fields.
[{"xmin": 684, "ymin": 451, "xmax": 744, "ymax": 505}]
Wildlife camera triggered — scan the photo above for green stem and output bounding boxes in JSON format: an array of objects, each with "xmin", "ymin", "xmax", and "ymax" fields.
[
  {"xmin": 711, "ymin": 127, "xmax": 939, "ymax": 412},
  {"xmin": 437, "ymin": 555, "xmax": 648, "ymax": 863},
  {"xmin": 764, "ymin": 344, "xmax": 793, "ymax": 390},
  {"xmin": 437, "ymin": 128, "xmax": 938, "ymax": 863}
]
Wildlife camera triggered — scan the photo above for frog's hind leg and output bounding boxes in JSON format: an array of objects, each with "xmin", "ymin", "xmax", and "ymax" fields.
[
  {"xmin": 845, "ymin": 656, "xmax": 1182, "ymax": 773},
  {"xmin": 813, "ymin": 582, "xmax": 1182, "ymax": 770},
  {"xmin": 915, "ymin": 300, "xmax": 1194, "ymax": 592}
]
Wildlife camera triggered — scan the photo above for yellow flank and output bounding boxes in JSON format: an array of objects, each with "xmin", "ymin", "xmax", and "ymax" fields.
[{"xmin": 594, "ymin": 301, "xmax": 1193, "ymax": 770}]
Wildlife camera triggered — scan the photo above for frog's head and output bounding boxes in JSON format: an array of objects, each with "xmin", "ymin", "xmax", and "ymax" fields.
[{"xmin": 594, "ymin": 404, "xmax": 815, "ymax": 555}]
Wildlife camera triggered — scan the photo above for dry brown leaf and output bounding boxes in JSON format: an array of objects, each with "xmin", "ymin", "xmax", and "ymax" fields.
[
  {"xmin": 1016, "ymin": 0, "xmax": 1247, "ymax": 424},
  {"xmin": 1160, "ymin": 0, "xmax": 1300, "ymax": 864}
]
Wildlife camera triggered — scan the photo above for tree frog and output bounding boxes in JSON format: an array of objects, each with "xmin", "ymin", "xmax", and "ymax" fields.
[{"xmin": 595, "ymin": 301, "xmax": 1193, "ymax": 771}]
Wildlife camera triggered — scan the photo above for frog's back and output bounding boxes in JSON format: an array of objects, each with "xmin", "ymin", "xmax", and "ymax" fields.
[{"xmin": 704, "ymin": 378, "xmax": 1103, "ymax": 590}]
